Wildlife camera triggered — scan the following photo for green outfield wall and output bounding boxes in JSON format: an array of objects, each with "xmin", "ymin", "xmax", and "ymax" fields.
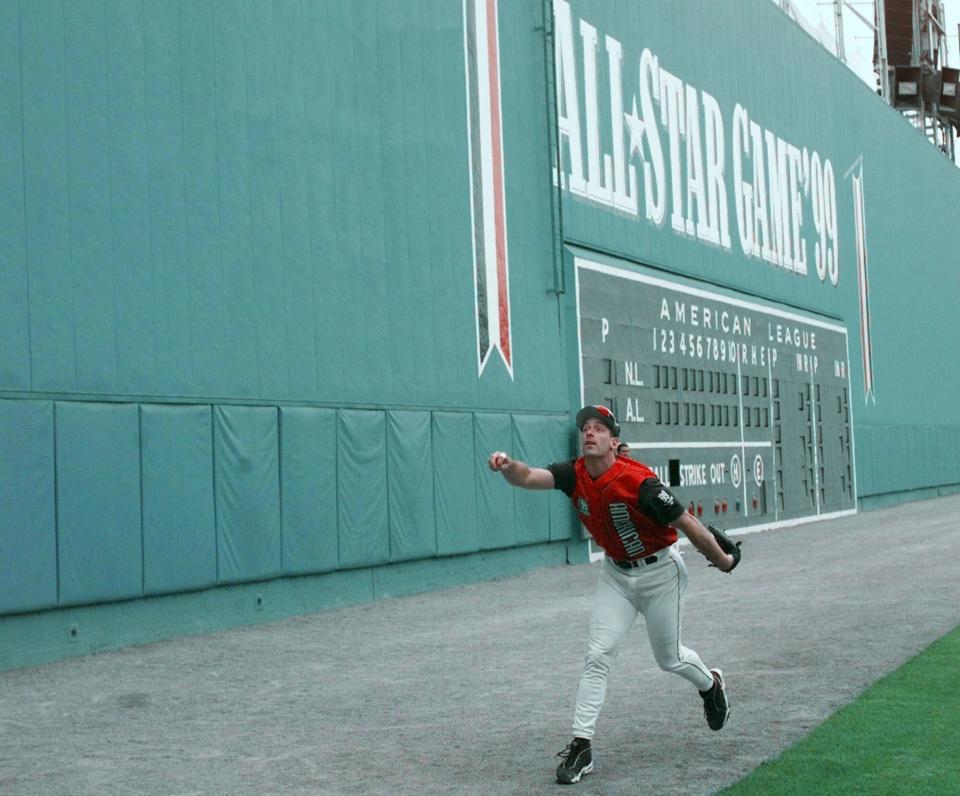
[{"xmin": 2, "ymin": 0, "xmax": 958, "ymax": 669}]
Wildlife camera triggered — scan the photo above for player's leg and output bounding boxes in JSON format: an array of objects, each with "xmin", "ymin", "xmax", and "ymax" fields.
[
  {"xmin": 640, "ymin": 548, "xmax": 730, "ymax": 729},
  {"xmin": 570, "ymin": 562, "xmax": 639, "ymax": 739},
  {"xmin": 558, "ymin": 564, "xmax": 638, "ymax": 784},
  {"xmin": 639, "ymin": 549, "xmax": 714, "ymax": 690}
]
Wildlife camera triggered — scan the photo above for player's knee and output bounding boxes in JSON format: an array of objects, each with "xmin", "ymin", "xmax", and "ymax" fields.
[
  {"xmin": 652, "ymin": 647, "xmax": 683, "ymax": 674},
  {"xmin": 584, "ymin": 638, "xmax": 619, "ymax": 673}
]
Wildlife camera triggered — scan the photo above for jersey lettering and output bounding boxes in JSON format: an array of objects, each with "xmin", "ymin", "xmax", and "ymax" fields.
[{"xmin": 609, "ymin": 502, "xmax": 646, "ymax": 556}]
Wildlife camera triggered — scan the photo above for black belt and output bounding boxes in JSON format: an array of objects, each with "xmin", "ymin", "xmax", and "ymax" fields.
[{"xmin": 610, "ymin": 552, "xmax": 661, "ymax": 570}]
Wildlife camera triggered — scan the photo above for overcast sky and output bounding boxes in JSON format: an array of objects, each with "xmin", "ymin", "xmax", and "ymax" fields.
[{"xmin": 777, "ymin": 0, "xmax": 960, "ymax": 88}]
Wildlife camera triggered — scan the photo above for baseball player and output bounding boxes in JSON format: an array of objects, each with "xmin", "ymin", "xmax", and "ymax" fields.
[{"xmin": 488, "ymin": 405, "xmax": 741, "ymax": 785}]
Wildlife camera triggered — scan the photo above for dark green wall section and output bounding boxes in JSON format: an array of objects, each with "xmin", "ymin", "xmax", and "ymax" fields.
[{"xmin": 556, "ymin": 0, "xmax": 960, "ymax": 500}]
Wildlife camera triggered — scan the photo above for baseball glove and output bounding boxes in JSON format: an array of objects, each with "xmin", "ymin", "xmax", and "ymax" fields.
[{"xmin": 707, "ymin": 525, "xmax": 741, "ymax": 572}]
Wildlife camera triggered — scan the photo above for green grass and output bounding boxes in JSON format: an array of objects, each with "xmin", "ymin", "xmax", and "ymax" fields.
[{"xmin": 721, "ymin": 624, "xmax": 960, "ymax": 795}]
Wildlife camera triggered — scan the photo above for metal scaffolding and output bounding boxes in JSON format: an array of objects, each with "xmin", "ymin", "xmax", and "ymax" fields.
[{"xmin": 779, "ymin": 0, "xmax": 959, "ymax": 163}]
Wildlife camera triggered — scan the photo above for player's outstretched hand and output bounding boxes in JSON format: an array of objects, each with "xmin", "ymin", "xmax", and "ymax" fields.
[{"xmin": 488, "ymin": 451, "xmax": 512, "ymax": 471}]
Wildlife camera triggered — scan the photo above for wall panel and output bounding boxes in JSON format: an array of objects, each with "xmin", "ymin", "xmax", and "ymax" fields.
[
  {"xmin": 141, "ymin": 405, "xmax": 217, "ymax": 595},
  {"xmin": 180, "ymin": 0, "xmax": 229, "ymax": 398},
  {"xmin": 213, "ymin": 1, "xmax": 261, "ymax": 400},
  {"xmin": 475, "ymin": 413, "xmax": 516, "ymax": 550},
  {"xmin": 387, "ymin": 411, "xmax": 437, "ymax": 562},
  {"xmin": 280, "ymin": 407, "xmax": 338, "ymax": 575},
  {"xmin": 21, "ymin": 0, "xmax": 75, "ymax": 392},
  {"xmin": 433, "ymin": 412, "xmax": 480, "ymax": 555},
  {"xmin": 0, "ymin": 0, "xmax": 29, "ymax": 391},
  {"xmin": 214, "ymin": 406, "xmax": 282, "ymax": 584},
  {"xmin": 56, "ymin": 402, "xmax": 142, "ymax": 606},
  {"xmin": 0, "ymin": 401, "xmax": 56, "ymax": 613},
  {"xmin": 337, "ymin": 409, "xmax": 389, "ymax": 568},
  {"xmin": 511, "ymin": 414, "xmax": 554, "ymax": 545},
  {"xmin": 65, "ymin": 2, "xmax": 117, "ymax": 394},
  {"xmin": 107, "ymin": 0, "xmax": 156, "ymax": 395}
]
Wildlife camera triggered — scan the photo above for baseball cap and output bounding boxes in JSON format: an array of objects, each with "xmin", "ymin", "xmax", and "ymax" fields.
[{"xmin": 575, "ymin": 404, "xmax": 620, "ymax": 437}]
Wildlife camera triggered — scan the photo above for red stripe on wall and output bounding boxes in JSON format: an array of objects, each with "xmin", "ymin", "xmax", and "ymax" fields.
[{"xmin": 485, "ymin": 0, "xmax": 510, "ymax": 364}]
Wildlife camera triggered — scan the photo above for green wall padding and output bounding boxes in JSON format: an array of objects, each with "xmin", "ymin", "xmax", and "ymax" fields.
[
  {"xmin": 56, "ymin": 402, "xmax": 142, "ymax": 606},
  {"xmin": 337, "ymin": 410, "xmax": 389, "ymax": 569},
  {"xmin": 179, "ymin": 1, "xmax": 227, "ymax": 398},
  {"xmin": 0, "ymin": 401, "xmax": 56, "ymax": 614},
  {"xmin": 546, "ymin": 416, "xmax": 578, "ymax": 541},
  {"xmin": 213, "ymin": 406, "xmax": 281, "ymax": 584},
  {"xmin": 0, "ymin": 2, "xmax": 28, "ymax": 391},
  {"xmin": 856, "ymin": 425, "xmax": 960, "ymax": 497},
  {"xmin": 1, "ymin": 0, "xmax": 567, "ymax": 416},
  {"xmin": 142, "ymin": 1, "xmax": 194, "ymax": 396},
  {"xmin": 64, "ymin": 2, "xmax": 114, "ymax": 394},
  {"xmin": 279, "ymin": 407, "xmax": 338, "ymax": 575},
  {"xmin": 141, "ymin": 405, "xmax": 217, "ymax": 595},
  {"xmin": 386, "ymin": 411, "xmax": 437, "ymax": 562},
  {"xmin": 433, "ymin": 412, "xmax": 480, "ymax": 555},
  {"xmin": 4, "ymin": 0, "xmax": 959, "ymax": 645},
  {"xmin": 512, "ymin": 414, "xmax": 555, "ymax": 545},
  {"xmin": 106, "ymin": 1, "xmax": 156, "ymax": 395},
  {"xmin": 475, "ymin": 413, "xmax": 517, "ymax": 550},
  {"xmin": 20, "ymin": 1, "xmax": 72, "ymax": 393}
]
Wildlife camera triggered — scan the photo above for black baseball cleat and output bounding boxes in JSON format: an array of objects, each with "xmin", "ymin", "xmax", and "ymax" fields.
[
  {"xmin": 700, "ymin": 668, "xmax": 730, "ymax": 730},
  {"xmin": 555, "ymin": 737, "xmax": 594, "ymax": 784}
]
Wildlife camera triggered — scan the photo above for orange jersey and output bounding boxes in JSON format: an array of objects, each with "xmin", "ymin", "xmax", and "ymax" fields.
[{"xmin": 549, "ymin": 456, "xmax": 684, "ymax": 560}]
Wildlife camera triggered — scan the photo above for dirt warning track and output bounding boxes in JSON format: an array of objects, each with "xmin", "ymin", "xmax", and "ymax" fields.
[{"xmin": 2, "ymin": 494, "xmax": 959, "ymax": 795}]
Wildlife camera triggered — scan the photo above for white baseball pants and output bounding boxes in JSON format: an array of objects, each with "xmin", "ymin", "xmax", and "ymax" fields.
[{"xmin": 571, "ymin": 545, "xmax": 714, "ymax": 739}]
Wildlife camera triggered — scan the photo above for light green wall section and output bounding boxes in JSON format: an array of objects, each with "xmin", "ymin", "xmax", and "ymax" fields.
[{"xmin": 0, "ymin": 0, "xmax": 565, "ymax": 413}]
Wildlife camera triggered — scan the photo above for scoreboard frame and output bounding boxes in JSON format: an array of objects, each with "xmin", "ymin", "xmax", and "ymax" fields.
[{"xmin": 573, "ymin": 255, "xmax": 858, "ymax": 544}]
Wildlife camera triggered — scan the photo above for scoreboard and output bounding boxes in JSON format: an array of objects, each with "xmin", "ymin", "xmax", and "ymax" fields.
[{"xmin": 575, "ymin": 257, "xmax": 857, "ymax": 529}]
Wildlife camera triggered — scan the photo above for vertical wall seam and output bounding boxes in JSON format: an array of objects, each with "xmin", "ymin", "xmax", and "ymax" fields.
[
  {"xmin": 138, "ymin": 404, "xmax": 145, "ymax": 596},
  {"xmin": 52, "ymin": 401, "xmax": 60, "ymax": 606},
  {"xmin": 276, "ymin": 406, "xmax": 283, "ymax": 575},
  {"xmin": 334, "ymin": 408, "xmax": 340, "ymax": 569},
  {"xmin": 384, "ymin": 410, "xmax": 391, "ymax": 562},
  {"xmin": 297, "ymin": 0, "xmax": 323, "ymax": 402},
  {"xmin": 210, "ymin": 404, "xmax": 219, "ymax": 583},
  {"xmin": 270, "ymin": 0, "xmax": 292, "ymax": 400},
  {"xmin": 472, "ymin": 411, "xmax": 480, "ymax": 553},
  {"xmin": 61, "ymin": 3, "xmax": 79, "ymax": 389},
  {"xmin": 104, "ymin": 4, "xmax": 120, "ymax": 389},
  {"xmin": 540, "ymin": 0, "xmax": 565, "ymax": 298},
  {"xmin": 210, "ymin": 2, "xmax": 228, "ymax": 396},
  {"xmin": 430, "ymin": 411, "xmax": 438, "ymax": 556},
  {"xmin": 240, "ymin": 1, "xmax": 264, "ymax": 398},
  {"xmin": 141, "ymin": 0, "xmax": 160, "ymax": 394},
  {"xmin": 17, "ymin": 0, "xmax": 35, "ymax": 391},
  {"xmin": 177, "ymin": 0, "xmax": 197, "ymax": 389}
]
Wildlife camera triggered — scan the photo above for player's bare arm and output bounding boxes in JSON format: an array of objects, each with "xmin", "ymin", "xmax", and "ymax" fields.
[
  {"xmin": 487, "ymin": 452, "xmax": 556, "ymax": 490},
  {"xmin": 671, "ymin": 511, "xmax": 736, "ymax": 572}
]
